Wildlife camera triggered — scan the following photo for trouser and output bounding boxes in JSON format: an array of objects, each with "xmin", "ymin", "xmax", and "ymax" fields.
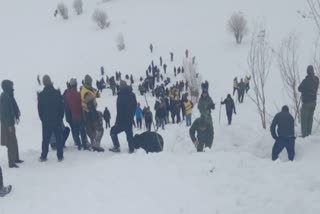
[
  {"xmin": 110, "ymin": 125, "xmax": 134, "ymax": 152},
  {"xmin": 301, "ymin": 101, "xmax": 316, "ymax": 137},
  {"xmin": 246, "ymin": 84, "xmax": 250, "ymax": 93},
  {"xmin": 136, "ymin": 118, "xmax": 142, "ymax": 129},
  {"xmin": 86, "ymin": 120, "xmax": 103, "ymax": 148},
  {"xmin": 233, "ymin": 87, "xmax": 237, "ymax": 96},
  {"xmin": 0, "ymin": 167, "xmax": 3, "ymax": 187},
  {"xmin": 171, "ymin": 111, "xmax": 176, "ymax": 124},
  {"xmin": 238, "ymin": 92, "xmax": 244, "ymax": 103},
  {"xmin": 105, "ymin": 120, "xmax": 110, "ymax": 128},
  {"xmin": 176, "ymin": 110, "xmax": 181, "ymax": 123},
  {"xmin": 186, "ymin": 114, "xmax": 192, "ymax": 127},
  {"xmin": 146, "ymin": 122, "xmax": 152, "ymax": 131},
  {"xmin": 156, "ymin": 117, "xmax": 165, "ymax": 130},
  {"xmin": 5, "ymin": 127, "xmax": 20, "ymax": 166},
  {"xmin": 196, "ymin": 140, "xmax": 213, "ymax": 152},
  {"xmin": 132, "ymin": 120, "xmax": 136, "ymax": 128},
  {"xmin": 272, "ymin": 137, "xmax": 295, "ymax": 161},
  {"xmin": 71, "ymin": 120, "xmax": 88, "ymax": 148},
  {"xmin": 41, "ymin": 124, "xmax": 63, "ymax": 159},
  {"xmin": 227, "ymin": 112, "xmax": 232, "ymax": 125}
]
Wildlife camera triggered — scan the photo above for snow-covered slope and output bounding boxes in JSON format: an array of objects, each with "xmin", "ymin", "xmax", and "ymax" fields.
[{"xmin": 0, "ymin": 0, "xmax": 320, "ymax": 213}]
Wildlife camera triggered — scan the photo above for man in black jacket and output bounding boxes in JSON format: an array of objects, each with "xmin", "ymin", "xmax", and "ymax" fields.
[
  {"xmin": 298, "ymin": 65, "xmax": 319, "ymax": 138},
  {"xmin": 221, "ymin": 94, "xmax": 236, "ymax": 125},
  {"xmin": 38, "ymin": 75, "xmax": 64, "ymax": 162},
  {"xmin": 270, "ymin": 105, "xmax": 295, "ymax": 161},
  {"xmin": 110, "ymin": 81, "xmax": 137, "ymax": 153},
  {"xmin": 0, "ymin": 80, "xmax": 23, "ymax": 168}
]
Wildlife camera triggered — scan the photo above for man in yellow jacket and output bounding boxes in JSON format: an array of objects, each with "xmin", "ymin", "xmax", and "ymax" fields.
[
  {"xmin": 183, "ymin": 96, "xmax": 193, "ymax": 127},
  {"xmin": 80, "ymin": 75, "xmax": 104, "ymax": 152}
]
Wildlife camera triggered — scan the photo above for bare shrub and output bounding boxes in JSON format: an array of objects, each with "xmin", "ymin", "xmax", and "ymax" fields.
[
  {"xmin": 277, "ymin": 33, "xmax": 301, "ymax": 123},
  {"xmin": 183, "ymin": 58, "xmax": 202, "ymax": 103},
  {"xmin": 247, "ymin": 27, "xmax": 273, "ymax": 129},
  {"xmin": 92, "ymin": 9, "xmax": 110, "ymax": 29},
  {"xmin": 73, "ymin": 0, "xmax": 83, "ymax": 15},
  {"xmin": 228, "ymin": 12, "xmax": 248, "ymax": 44},
  {"xmin": 57, "ymin": 3, "xmax": 69, "ymax": 20},
  {"xmin": 307, "ymin": 0, "xmax": 320, "ymax": 34},
  {"xmin": 312, "ymin": 38, "xmax": 320, "ymax": 76},
  {"xmin": 116, "ymin": 33, "xmax": 125, "ymax": 51}
]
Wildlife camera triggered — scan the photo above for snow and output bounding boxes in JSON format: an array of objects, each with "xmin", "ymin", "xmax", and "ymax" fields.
[{"xmin": 0, "ymin": 0, "xmax": 320, "ymax": 213}]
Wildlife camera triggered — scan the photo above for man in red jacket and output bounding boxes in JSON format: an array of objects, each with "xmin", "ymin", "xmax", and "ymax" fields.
[{"xmin": 64, "ymin": 78, "xmax": 89, "ymax": 150}]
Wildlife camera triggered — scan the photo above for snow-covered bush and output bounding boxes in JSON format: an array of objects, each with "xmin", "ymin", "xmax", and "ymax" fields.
[
  {"xmin": 228, "ymin": 12, "xmax": 248, "ymax": 44},
  {"xmin": 73, "ymin": 0, "xmax": 83, "ymax": 15},
  {"xmin": 116, "ymin": 33, "xmax": 125, "ymax": 51},
  {"xmin": 92, "ymin": 9, "xmax": 110, "ymax": 29},
  {"xmin": 57, "ymin": 3, "xmax": 69, "ymax": 20}
]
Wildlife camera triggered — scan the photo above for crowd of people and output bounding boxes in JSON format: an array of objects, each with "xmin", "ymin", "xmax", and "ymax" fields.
[{"xmin": 0, "ymin": 44, "xmax": 319, "ymax": 196}]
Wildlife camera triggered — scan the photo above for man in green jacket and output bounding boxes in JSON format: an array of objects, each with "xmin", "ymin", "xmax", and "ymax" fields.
[
  {"xmin": 189, "ymin": 117, "xmax": 214, "ymax": 152},
  {"xmin": 298, "ymin": 65, "xmax": 319, "ymax": 137},
  {"xmin": 197, "ymin": 81, "xmax": 215, "ymax": 125},
  {"xmin": 0, "ymin": 80, "xmax": 23, "ymax": 168}
]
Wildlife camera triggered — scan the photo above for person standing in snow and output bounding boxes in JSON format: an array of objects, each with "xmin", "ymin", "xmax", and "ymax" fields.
[
  {"xmin": 149, "ymin": 43, "xmax": 153, "ymax": 53},
  {"xmin": 0, "ymin": 166, "xmax": 12, "ymax": 197},
  {"xmin": 198, "ymin": 81, "xmax": 215, "ymax": 124},
  {"xmin": 144, "ymin": 107, "xmax": 153, "ymax": 132},
  {"xmin": 38, "ymin": 75, "xmax": 65, "ymax": 162},
  {"xmin": 183, "ymin": 96, "xmax": 193, "ymax": 127},
  {"xmin": 233, "ymin": 77, "xmax": 238, "ymax": 96},
  {"xmin": 237, "ymin": 78, "xmax": 246, "ymax": 103},
  {"xmin": 80, "ymin": 75, "xmax": 104, "ymax": 152},
  {"xmin": 189, "ymin": 117, "xmax": 214, "ymax": 152},
  {"xmin": 103, "ymin": 107, "xmax": 111, "ymax": 129},
  {"xmin": 135, "ymin": 103, "xmax": 143, "ymax": 129},
  {"xmin": 154, "ymin": 98, "xmax": 166, "ymax": 130},
  {"xmin": 298, "ymin": 65, "xmax": 319, "ymax": 138},
  {"xmin": 270, "ymin": 105, "xmax": 295, "ymax": 161},
  {"xmin": 0, "ymin": 80, "xmax": 23, "ymax": 168},
  {"xmin": 110, "ymin": 80, "xmax": 137, "ymax": 153},
  {"xmin": 64, "ymin": 78, "xmax": 89, "ymax": 150},
  {"xmin": 221, "ymin": 94, "xmax": 236, "ymax": 125},
  {"xmin": 244, "ymin": 75, "xmax": 251, "ymax": 93},
  {"xmin": 170, "ymin": 52, "xmax": 174, "ymax": 62}
]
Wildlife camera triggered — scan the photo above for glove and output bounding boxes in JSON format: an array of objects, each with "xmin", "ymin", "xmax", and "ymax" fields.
[{"xmin": 193, "ymin": 140, "xmax": 199, "ymax": 147}]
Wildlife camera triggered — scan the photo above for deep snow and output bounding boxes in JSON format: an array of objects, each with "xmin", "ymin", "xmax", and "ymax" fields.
[{"xmin": 0, "ymin": 0, "xmax": 320, "ymax": 213}]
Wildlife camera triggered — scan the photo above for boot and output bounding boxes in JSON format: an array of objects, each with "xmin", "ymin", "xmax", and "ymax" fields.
[
  {"xmin": 0, "ymin": 185, "xmax": 12, "ymax": 197},
  {"xmin": 92, "ymin": 147, "xmax": 105, "ymax": 152},
  {"xmin": 109, "ymin": 147, "xmax": 120, "ymax": 153}
]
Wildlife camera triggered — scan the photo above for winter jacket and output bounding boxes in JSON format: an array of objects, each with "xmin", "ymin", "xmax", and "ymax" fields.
[
  {"xmin": 221, "ymin": 97, "xmax": 236, "ymax": 114},
  {"xmin": 64, "ymin": 88, "xmax": 83, "ymax": 121},
  {"xmin": 189, "ymin": 118, "xmax": 214, "ymax": 145},
  {"xmin": 0, "ymin": 82, "xmax": 20, "ymax": 127},
  {"xmin": 270, "ymin": 110, "xmax": 295, "ymax": 139},
  {"xmin": 103, "ymin": 109, "xmax": 111, "ymax": 121},
  {"xmin": 198, "ymin": 95, "xmax": 215, "ymax": 119},
  {"xmin": 237, "ymin": 81, "xmax": 246, "ymax": 94},
  {"xmin": 38, "ymin": 86, "xmax": 64, "ymax": 127},
  {"xmin": 233, "ymin": 79, "xmax": 238, "ymax": 88},
  {"xmin": 183, "ymin": 100, "xmax": 193, "ymax": 115},
  {"xmin": 115, "ymin": 86, "xmax": 137, "ymax": 127},
  {"xmin": 298, "ymin": 74, "xmax": 319, "ymax": 103},
  {"xmin": 144, "ymin": 111, "xmax": 153, "ymax": 123},
  {"xmin": 133, "ymin": 131, "xmax": 164, "ymax": 153},
  {"xmin": 80, "ymin": 87, "xmax": 98, "ymax": 112},
  {"xmin": 135, "ymin": 107, "xmax": 143, "ymax": 119}
]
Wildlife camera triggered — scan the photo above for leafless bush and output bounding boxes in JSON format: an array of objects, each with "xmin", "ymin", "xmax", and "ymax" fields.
[
  {"xmin": 116, "ymin": 33, "xmax": 125, "ymax": 51},
  {"xmin": 57, "ymin": 3, "xmax": 69, "ymax": 20},
  {"xmin": 183, "ymin": 58, "xmax": 202, "ymax": 103},
  {"xmin": 307, "ymin": 0, "xmax": 320, "ymax": 34},
  {"xmin": 228, "ymin": 12, "xmax": 248, "ymax": 44},
  {"xmin": 92, "ymin": 9, "xmax": 110, "ymax": 29},
  {"xmin": 277, "ymin": 33, "xmax": 301, "ymax": 123},
  {"xmin": 73, "ymin": 0, "xmax": 83, "ymax": 15},
  {"xmin": 247, "ymin": 27, "xmax": 273, "ymax": 129},
  {"xmin": 312, "ymin": 38, "xmax": 320, "ymax": 76}
]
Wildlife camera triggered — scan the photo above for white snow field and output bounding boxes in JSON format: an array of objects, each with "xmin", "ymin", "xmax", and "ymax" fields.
[{"xmin": 1, "ymin": 0, "xmax": 320, "ymax": 213}]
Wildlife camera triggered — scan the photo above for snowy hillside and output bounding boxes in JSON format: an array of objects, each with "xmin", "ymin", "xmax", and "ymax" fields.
[{"xmin": 0, "ymin": 0, "xmax": 320, "ymax": 213}]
